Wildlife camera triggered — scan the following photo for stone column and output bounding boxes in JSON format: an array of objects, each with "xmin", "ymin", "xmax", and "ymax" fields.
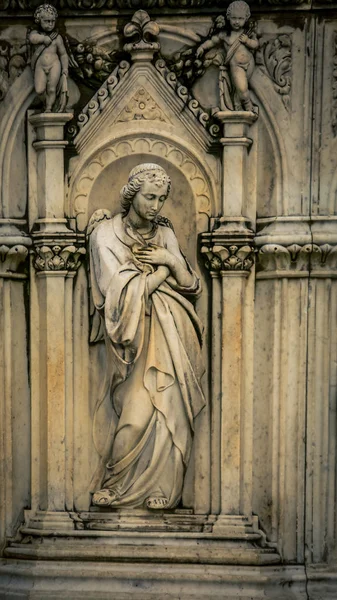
[
  {"xmin": 201, "ymin": 111, "xmax": 257, "ymax": 535},
  {"xmin": 0, "ymin": 220, "xmax": 31, "ymax": 550},
  {"xmin": 26, "ymin": 113, "xmax": 85, "ymax": 532}
]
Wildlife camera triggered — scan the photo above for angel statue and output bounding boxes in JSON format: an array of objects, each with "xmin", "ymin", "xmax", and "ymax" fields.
[
  {"xmin": 88, "ymin": 163, "xmax": 206, "ymax": 510},
  {"xmin": 171, "ymin": 0, "xmax": 259, "ymax": 114}
]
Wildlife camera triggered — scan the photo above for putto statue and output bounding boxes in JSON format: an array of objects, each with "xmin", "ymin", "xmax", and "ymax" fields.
[
  {"xmin": 88, "ymin": 163, "xmax": 206, "ymax": 510},
  {"xmin": 171, "ymin": 0, "xmax": 259, "ymax": 114},
  {"xmin": 28, "ymin": 4, "xmax": 68, "ymax": 112}
]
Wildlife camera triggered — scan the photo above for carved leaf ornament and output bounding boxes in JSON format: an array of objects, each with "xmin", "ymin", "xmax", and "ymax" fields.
[
  {"xmin": 256, "ymin": 34, "xmax": 292, "ymax": 110},
  {"xmin": 123, "ymin": 10, "xmax": 160, "ymax": 52}
]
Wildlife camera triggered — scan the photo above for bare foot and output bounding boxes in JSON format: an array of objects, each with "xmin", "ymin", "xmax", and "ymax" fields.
[
  {"xmin": 92, "ymin": 488, "xmax": 119, "ymax": 506},
  {"xmin": 146, "ymin": 496, "xmax": 169, "ymax": 510}
]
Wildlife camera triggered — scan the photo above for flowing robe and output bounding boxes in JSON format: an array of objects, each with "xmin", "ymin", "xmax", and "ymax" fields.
[{"xmin": 89, "ymin": 214, "xmax": 206, "ymax": 509}]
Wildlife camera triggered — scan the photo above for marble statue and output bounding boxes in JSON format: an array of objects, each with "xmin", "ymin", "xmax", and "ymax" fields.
[
  {"xmin": 88, "ymin": 163, "xmax": 206, "ymax": 510},
  {"xmin": 171, "ymin": 0, "xmax": 258, "ymax": 113},
  {"xmin": 28, "ymin": 4, "xmax": 69, "ymax": 112},
  {"xmin": 196, "ymin": 1, "xmax": 258, "ymax": 112}
]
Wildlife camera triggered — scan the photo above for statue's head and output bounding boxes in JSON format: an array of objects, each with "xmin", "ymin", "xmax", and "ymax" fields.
[
  {"xmin": 34, "ymin": 4, "xmax": 58, "ymax": 30},
  {"xmin": 226, "ymin": 1, "xmax": 251, "ymax": 27},
  {"xmin": 120, "ymin": 163, "xmax": 171, "ymax": 217}
]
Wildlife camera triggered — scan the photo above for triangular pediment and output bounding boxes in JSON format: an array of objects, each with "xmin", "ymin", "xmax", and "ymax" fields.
[
  {"xmin": 114, "ymin": 87, "xmax": 170, "ymax": 124},
  {"xmin": 74, "ymin": 58, "xmax": 219, "ymax": 152}
]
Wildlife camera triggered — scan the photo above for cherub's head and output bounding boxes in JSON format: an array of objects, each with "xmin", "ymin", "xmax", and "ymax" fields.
[
  {"xmin": 120, "ymin": 163, "xmax": 171, "ymax": 220},
  {"xmin": 34, "ymin": 4, "xmax": 58, "ymax": 33},
  {"xmin": 226, "ymin": 1, "xmax": 251, "ymax": 31}
]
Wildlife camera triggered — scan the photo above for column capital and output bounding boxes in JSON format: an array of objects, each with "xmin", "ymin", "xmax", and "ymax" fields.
[
  {"xmin": 32, "ymin": 237, "xmax": 86, "ymax": 274},
  {"xmin": 200, "ymin": 230, "xmax": 255, "ymax": 276}
]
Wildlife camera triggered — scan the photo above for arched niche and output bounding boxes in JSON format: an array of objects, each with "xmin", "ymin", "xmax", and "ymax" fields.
[{"xmin": 67, "ymin": 129, "xmax": 215, "ymax": 513}]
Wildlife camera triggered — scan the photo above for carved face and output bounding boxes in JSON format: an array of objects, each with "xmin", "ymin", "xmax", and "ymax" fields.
[
  {"xmin": 131, "ymin": 180, "xmax": 169, "ymax": 222},
  {"xmin": 228, "ymin": 9, "xmax": 247, "ymax": 31},
  {"xmin": 39, "ymin": 15, "xmax": 56, "ymax": 32}
]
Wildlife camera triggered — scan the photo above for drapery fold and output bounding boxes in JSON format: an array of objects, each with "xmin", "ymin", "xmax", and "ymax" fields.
[{"xmin": 89, "ymin": 214, "xmax": 205, "ymax": 508}]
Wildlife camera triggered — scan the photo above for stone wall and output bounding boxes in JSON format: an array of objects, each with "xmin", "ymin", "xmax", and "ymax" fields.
[{"xmin": 0, "ymin": 2, "xmax": 336, "ymax": 598}]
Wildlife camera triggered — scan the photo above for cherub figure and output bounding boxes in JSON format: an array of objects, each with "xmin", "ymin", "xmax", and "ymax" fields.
[
  {"xmin": 28, "ymin": 4, "xmax": 68, "ymax": 112},
  {"xmin": 195, "ymin": 1, "xmax": 258, "ymax": 113}
]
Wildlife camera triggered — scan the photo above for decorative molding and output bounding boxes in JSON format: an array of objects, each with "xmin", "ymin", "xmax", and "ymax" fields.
[
  {"xmin": 256, "ymin": 34, "xmax": 292, "ymax": 111},
  {"xmin": 123, "ymin": 10, "xmax": 160, "ymax": 53},
  {"xmin": 311, "ymin": 243, "xmax": 337, "ymax": 276},
  {"xmin": 0, "ymin": 39, "xmax": 27, "ymax": 102},
  {"xmin": 33, "ymin": 244, "xmax": 86, "ymax": 273},
  {"xmin": 0, "ymin": 0, "xmax": 311, "ymax": 12},
  {"xmin": 71, "ymin": 136, "xmax": 213, "ymax": 229},
  {"xmin": 77, "ymin": 61, "xmax": 131, "ymax": 132},
  {"xmin": 201, "ymin": 239, "xmax": 255, "ymax": 275},
  {"xmin": 256, "ymin": 243, "xmax": 337, "ymax": 278},
  {"xmin": 154, "ymin": 59, "xmax": 220, "ymax": 138},
  {"xmin": 0, "ymin": 244, "xmax": 29, "ymax": 279},
  {"xmin": 332, "ymin": 32, "xmax": 337, "ymax": 136},
  {"xmin": 115, "ymin": 87, "xmax": 170, "ymax": 123},
  {"xmin": 0, "ymin": 221, "xmax": 31, "ymax": 279}
]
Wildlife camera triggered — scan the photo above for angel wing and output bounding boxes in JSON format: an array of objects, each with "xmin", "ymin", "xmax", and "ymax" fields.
[{"xmin": 86, "ymin": 209, "xmax": 112, "ymax": 344}]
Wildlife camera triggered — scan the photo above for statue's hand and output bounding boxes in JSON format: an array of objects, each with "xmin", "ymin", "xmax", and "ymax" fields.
[
  {"xmin": 44, "ymin": 36, "xmax": 52, "ymax": 46},
  {"xmin": 239, "ymin": 33, "xmax": 248, "ymax": 44},
  {"xmin": 134, "ymin": 244, "xmax": 174, "ymax": 269}
]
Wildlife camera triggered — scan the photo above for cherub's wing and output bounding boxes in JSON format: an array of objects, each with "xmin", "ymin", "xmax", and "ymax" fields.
[{"xmin": 86, "ymin": 209, "xmax": 112, "ymax": 344}]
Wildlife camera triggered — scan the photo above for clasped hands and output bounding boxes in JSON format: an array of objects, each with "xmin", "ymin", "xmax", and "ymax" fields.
[{"xmin": 133, "ymin": 244, "xmax": 174, "ymax": 276}]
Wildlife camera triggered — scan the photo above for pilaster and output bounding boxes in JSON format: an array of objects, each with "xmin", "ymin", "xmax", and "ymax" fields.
[
  {"xmin": 201, "ymin": 110, "xmax": 257, "ymax": 531},
  {"xmin": 0, "ymin": 220, "xmax": 31, "ymax": 551},
  {"xmin": 28, "ymin": 112, "xmax": 85, "ymax": 531}
]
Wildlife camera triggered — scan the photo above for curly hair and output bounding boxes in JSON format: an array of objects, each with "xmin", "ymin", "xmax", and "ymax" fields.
[
  {"xmin": 34, "ymin": 4, "xmax": 58, "ymax": 23},
  {"xmin": 226, "ymin": 0, "xmax": 251, "ymax": 20},
  {"xmin": 120, "ymin": 163, "xmax": 171, "ymax": 216}
]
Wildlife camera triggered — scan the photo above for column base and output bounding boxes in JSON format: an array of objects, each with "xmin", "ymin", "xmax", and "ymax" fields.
[{"xmin": 24, "ymin": 510, "xmax": 76, "ymax": 532}]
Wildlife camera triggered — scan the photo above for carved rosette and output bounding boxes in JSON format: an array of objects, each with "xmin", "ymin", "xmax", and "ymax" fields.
[
  {"xmin": 201, "ymin": 243, "xmax": 255, "ymax": 276},
  {"xmin": 33, "ymin": 244, "xmax": 86, "ymax": 273}
]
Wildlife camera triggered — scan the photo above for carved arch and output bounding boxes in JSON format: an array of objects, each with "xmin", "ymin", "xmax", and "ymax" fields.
[
  {"xmin": 67, "ymin": 129, "xmax": 217, "ymax": 231},
  {"xmin": 250, "ymin": 73, "xmax": 290, "ymax": 216},
  {"xmin": 0, "ymin": 68, "xmax": 35, "ymax": 217}
]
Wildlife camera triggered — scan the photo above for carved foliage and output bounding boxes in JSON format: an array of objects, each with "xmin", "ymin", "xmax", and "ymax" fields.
[
  {"xmin": 0, "ymin": 39, "xmax": 27, "ymax": 102},
  {"xmin": 33, "ymin": 244, "xmax": 86, "ymax": 272},
  {"xmin": 123, "ymin": 10, "xmax": 160, "ymax": 53},
  {"xmin": 256, "ymin": 34, "xmax": 292, "ymax": 111},
  {"xmin": 201, "ymin": 244, "xmax": 255, "ymax": 273},
  {"xmin": 0, "ymin": 244, "xmax": 28, "ymax": 277},
  {"xmin": 116, "ymin": 87, "xmax": 169, "ymax": 123},
  {"xmin": 257, "ymin": 243, "xmax": 337, "ymax": 277}
]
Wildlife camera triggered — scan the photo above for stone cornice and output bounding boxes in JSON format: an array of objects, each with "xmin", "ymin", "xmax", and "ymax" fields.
[{"xmin": 1, "ymin": 1, "xmax": 336, "ymax": 14}]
